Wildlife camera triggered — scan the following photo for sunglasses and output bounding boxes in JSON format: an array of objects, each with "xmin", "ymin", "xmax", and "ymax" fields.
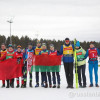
[{"xmin": 65, "ymin": 40, "xmax": 69, "ymax": 43}]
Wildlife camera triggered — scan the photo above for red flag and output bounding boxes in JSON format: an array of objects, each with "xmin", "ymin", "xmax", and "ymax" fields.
[
  {"xmin": 0, "ymin": 59, "xmax": 23, "ymax": 80},
  {"xmin": 33, "ymin": 55, "xmax": 62, "ymax": 66},
  {"xmin": 32, "ymin": 55, "xmax": 62, "ymax": 72}
]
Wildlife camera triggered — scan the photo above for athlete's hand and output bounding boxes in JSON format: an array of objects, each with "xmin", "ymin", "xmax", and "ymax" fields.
[{"xmin": 23, "ymin": 49, "xmax": 25, "ymax": 53}]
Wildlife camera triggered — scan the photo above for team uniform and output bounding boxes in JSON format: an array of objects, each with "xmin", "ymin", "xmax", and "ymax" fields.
[
  {"xmin": 24, "ymin": 49, "xmax": 34, "ymax": 87},
  {"xmin": 0, "ymin": 49, "xmax": 7, "ymax": 87},
  {"xmin": 39, "ymin": 49, "xmax": 52, "ymax": 88},
  {"xmin": 6, "ymin": 50, "xmax": 14, "ymax": 88},
  {"xmin": 14, "ymin": 51, "xmax": 24, "ymax": 88},
  {"xmin": 49, "ymin": 50, "xmax": 60, "ymax": 88},
  {"xmin": 76, "ymin": 46, "xmax": 86, "ymax": 87},
  {"xmin": 33, "ymin": 46, "xmax": 43, "ymax": 87},
  {"xmin": 60, "ymin": 43, "xmax": 74, "ymax": 88},
  {"xmin": 85, "ymin": 47, "xmax": 100, "ymax": 87}
]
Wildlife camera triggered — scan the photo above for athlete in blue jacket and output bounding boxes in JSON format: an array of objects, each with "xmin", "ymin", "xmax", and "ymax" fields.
[
  {"xmin": 85, "ymin": 42, "xmax": 100, "ymax": 87},
  {"xmin": 59, "ymin": 38, "xmax": 74, "ymax": 88},
  {"xmin": 23, "ymin": 43, "xmax": 34, "ymax": 88}
]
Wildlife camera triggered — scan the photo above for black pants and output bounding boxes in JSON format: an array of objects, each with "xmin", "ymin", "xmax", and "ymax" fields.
[
  {"xmin": 64, "ymin": 62, "xmax": 73, "ymax": 86},
  {"xmin": 77, "ymin": 64, "xmax": 86, "ymax": 86},
  {"xmin": 36, "ymin": 72, "xmax": 43, "ymax": 84},
  {"xmin": 52, "ymin": 72, "xmax": 60, "ymax": 85},
  {"xmin": 47, "ymin": 72, "xmax": 52, "ymax": 85},
  {"xmin": 42, "ymin": 72, "xmax": 52, "ymax": 85},
  {"xmin": 6, "ymin": 79, "xmax": 14, "ymax": 86}
]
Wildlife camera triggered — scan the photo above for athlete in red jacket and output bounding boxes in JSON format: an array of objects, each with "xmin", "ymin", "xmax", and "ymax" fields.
[
  {"xmin": 14, "ymin": 45, "xmax": 24, "ymax": 88},
  {"xmin": 0, "ymin": 43, "xmax": 7, "ymax": 88}
]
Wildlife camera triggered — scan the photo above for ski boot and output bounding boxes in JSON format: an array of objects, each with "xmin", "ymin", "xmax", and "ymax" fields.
[
  {"xmin": 21, "ymin": 84, "xmax": 24, "ymax": 88},
  {"xmin": 83, "ymin": 85, "xmax": 86, "ymax": 88},
  {"xmin": 10, "ymin": 82, "xmax": 14, "ymax": 88},
  {"xmin": 66, "ymin": 85, "xmax": 70, "ymax": 88},
  {"xmin": 44, "ymin": 83, "xmax": 48, "ymax": 88},
  {"xmin": 96, "ymin": 84, "xmax": 99, "ymax": 87},
  {"xmin": 29, "ymin": 80, "xmax": 33, "ymax": 88},
  {"xmin": 53, "ymin": 85, "xmax": 56, "ymax": 88},
  {"xmin": 6, "ymin": 85, "xmax": 9, "ymax": 88},
  {"xmin": 1, "ymin": 84, "xmax": 5, "ymax": 88},
  {"xmin": 41, "ymin": 83, "xmax": 45, "ymax": 87},
  {"xmin": 70, "ymin": 85, "xmax": 74, "ymax": 89},
  {"xmin": 89, "ymin": 84, "xmax": 93, "ymax": 87},
  {"xmin": 10, "ymin": 79, "xmax": 14, "ymax": 88},
  {"xmin": 6, "ymin": 81, "xmax": 9, "ymax": 88},
  {"xmin": 16, "ymin": 84, "xmax": 20, "ymax": 88},
  {"xmin": 35, "ymin": 83, "xmax": 39, "ymax": 88},
  {"xmin": 67, "ymin": 85, "xmax": 74, "ymax": 89},
  {"xmin": 49, "ymin": 84, "xmax": 52, "ymax": 88},
  {"xmin": 23, "ymin": 81, "xmax": 26, "ymax": 88},
  {"xmin": 57, "ymin": 84, "xmax": 60, "ymax": 88},
  {"xmin": 79, "ymin": 84, "xmax": 83, "ymax": 88}
]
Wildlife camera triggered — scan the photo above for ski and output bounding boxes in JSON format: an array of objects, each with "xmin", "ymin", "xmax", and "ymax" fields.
[{"xmin": 74, "ymin": 39, "xmax": 78, "ymax": 88}]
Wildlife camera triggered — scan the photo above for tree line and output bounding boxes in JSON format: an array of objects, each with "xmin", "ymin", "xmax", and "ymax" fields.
[{"xmin": 0, "ymin": 35, "xmax": 100, "ymax": 51}]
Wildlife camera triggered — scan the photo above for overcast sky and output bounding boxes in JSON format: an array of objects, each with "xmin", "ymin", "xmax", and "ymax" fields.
[{"xmin": 0, "ymin": 0, "xmax": 100, "ymax": 41}]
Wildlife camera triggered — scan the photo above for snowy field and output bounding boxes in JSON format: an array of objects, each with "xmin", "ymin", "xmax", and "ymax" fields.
[{"xmin": 0, "ymin": 60, "xmax": 100, "ymax": 100}]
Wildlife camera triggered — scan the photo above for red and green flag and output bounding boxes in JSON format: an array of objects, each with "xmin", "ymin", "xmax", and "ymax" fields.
[{"xmin": 31, "ymin": 55, "xmax": 62, "ymax": 72}]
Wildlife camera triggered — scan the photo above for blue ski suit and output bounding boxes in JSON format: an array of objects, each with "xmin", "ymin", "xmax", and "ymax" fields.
[{"xmin": 85, "ymin": 47, "xmax": 100, "ymax": 85}]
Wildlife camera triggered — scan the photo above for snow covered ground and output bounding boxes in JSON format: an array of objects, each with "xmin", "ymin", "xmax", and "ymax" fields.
[{"xmin": 0, "ymin": 60, "xmax": 100, "ymax": 100}]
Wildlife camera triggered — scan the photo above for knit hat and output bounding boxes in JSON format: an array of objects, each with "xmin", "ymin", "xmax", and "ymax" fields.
[
  {"xmin": 42, "ymin": 43, "xmax": 46, "ymax": 47},
  {"xmin": 65, "ymin": 38, "xmax": 69, "ymax": 41},
  {"xmin": 75, "ymin": 41, "xmax": 80, "ymax": 47},
  {"xmin": 17, "ymin": 45, "xmax": 21, "ymax": 48},
  {"xmin": 50, "ymin": 44, "xmax": 54, "ymax": 47},
  {"xmin": 8, "ymin": 44, "xmax": 13, "ymax": 47}
]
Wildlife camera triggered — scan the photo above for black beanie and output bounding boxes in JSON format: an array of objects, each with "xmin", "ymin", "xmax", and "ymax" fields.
[{"xmin": 65, "ymin": 38, "xmax": 69, "ymax": 41}]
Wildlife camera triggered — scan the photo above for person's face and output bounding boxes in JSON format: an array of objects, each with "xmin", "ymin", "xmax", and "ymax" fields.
[
  {"xmin": 28, "ymin": 45, "xmax": 32, "ymax": 50},
  {"xmin": 50, "ymin": 46, "xmax": 54, "ymax": 51},
  {"xmin": 9, "ymin": 47, "xmax": 13, "ymax": 51},
  {"xmin": 42, "ymin": 46, "xmax": 46, "ymax": 50},
  {"xmin": 90, "ymin": 44, "xmax": 94, "ymax": 48},
  {"xmin": 75, "ymin": 46, "xmax": 79, "ymax": 49},
  {"xmin": 37, "ymin": 43, "xmax": 41, "ymax": 47},
  {"xmin": 65, "ymin": 40, "xmax": 70, "ymax": 45},
  {"xmin": 1, "ymin": 45, "xmax": 6, "ymax": 50},
  {"xmin": 17, "ymin": 48, "xmax": 21, "ymax": 52}
]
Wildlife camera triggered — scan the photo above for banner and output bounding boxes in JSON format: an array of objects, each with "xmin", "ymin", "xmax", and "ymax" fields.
[
  {"xmin": 27, "ymin": 52, "xmax": 34, "ymax": 71},
  {"xmin": 31, "ymin": 55, "xmax": 62, "ymax": 72},
  {"xmin": 0, "ymin": 59, "xmax": 23, "ymax": 80}
]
